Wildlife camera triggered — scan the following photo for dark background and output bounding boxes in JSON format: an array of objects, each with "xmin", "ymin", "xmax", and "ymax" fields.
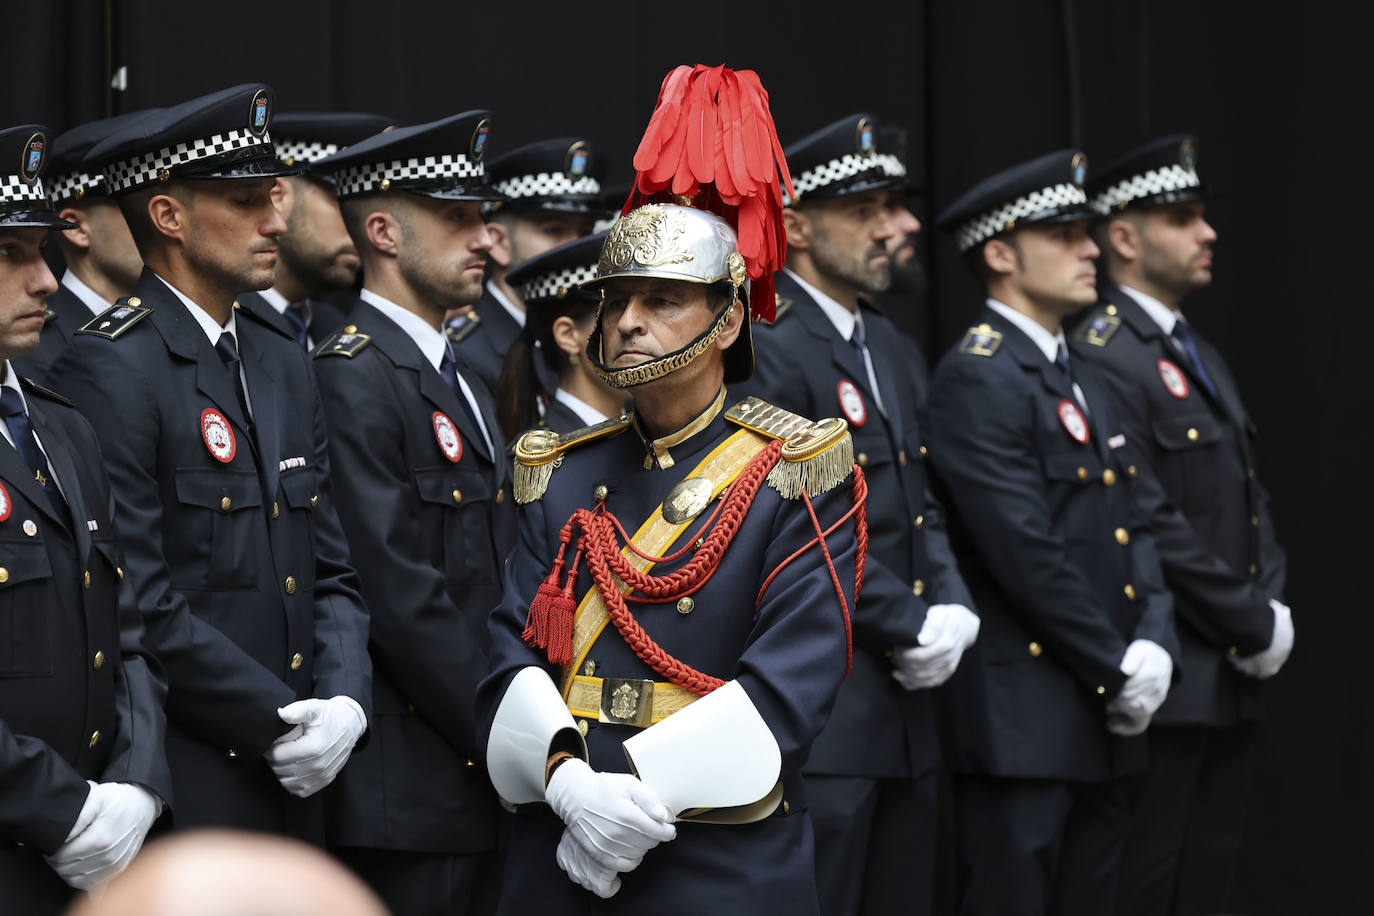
[{"xmin": 8, "ymin": 1, "xmax": 1367, "ymax": 910}]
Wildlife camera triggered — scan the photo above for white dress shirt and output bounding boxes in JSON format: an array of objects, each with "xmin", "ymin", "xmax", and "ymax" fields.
[
  {"xmin": 487, "ymin": 283, "xmax": 526, "ymax": 328},
  {"xmin": 1118, "ymin": 284, "xmax": 1187, "ymax": 337},
  {"xmin": 61, "ymin": 270, "xmax": 114, "ymax": 316},
  {"xmin": 553, "ymin": 387, "xmax": 611, "ymax": 427},
  {"xmin": 157, "ymin": 274, "xmax": 253, "ymax": 418},
  {"xmin": 986, "ymin": 299, "xmax": 1088, "ymax": 411}
]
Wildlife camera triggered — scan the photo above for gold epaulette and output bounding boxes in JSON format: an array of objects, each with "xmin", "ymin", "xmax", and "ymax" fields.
[
  {"xmin": 446, "ymin": 310, "xmax": 481, "ymax": 344},
  {"xmin": 1075, "ymin": 304, "xmax": 1123, "ymax": 347},
  {"xmin": 725, "ymin": 396, "xmax": 854, "ymax": 498},
  {"xmin": 957, "ymin": 323, "xmax": 1003, "ymax": 357},
  {"xmin": 513, "ymin": 414, "xmax": 633, "ymax": 503},
  {"xmin": 314, "ymin": 330, "xmax": 372, "ymax": 358},
  {"xmin": 76, "ymin": 299, "xmax": 152, "ymax": 340}
]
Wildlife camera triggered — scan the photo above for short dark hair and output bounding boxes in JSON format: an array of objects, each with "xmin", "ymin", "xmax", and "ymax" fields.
[{"xmin": 116, "ymin": 181, "xmax": 197, "ymax": 256}]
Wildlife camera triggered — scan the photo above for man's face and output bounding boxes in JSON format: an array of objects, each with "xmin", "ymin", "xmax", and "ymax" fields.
[
  {"xmin": 1135, "ymin": 201, "xmax": 1217, "ymax": 298},
  {"xmin": 600, "ymin": 277, "xmax": 719, "ymax": 369},
  {"xmin": 0, "ymin": 228, "xmax": 58, "ymax": 361},
  {"xmin": 883, "ymin": 193, "xmax": 921, "ymax": 267},
  {"xmin": 509, "ymin": 210, "xmax": 595, "ymax": 265},
  {"xmin": 181, "ymin": 179, "xmax": 285, "ymax": 293},
  {"xmin": 279, "ymin": 177, "xmax": 361, "ymax": 294},
  {"xmin": 805, "ymin": 189, "xmax": 897, "ymax": 296},
  {"xmin": 79, "ymin": 199, "xmax": 143, "ymax": 290},
  {"xmin": 395, "ymin": 197, "xmax": 493, "ymax": 312},
  {"xmin": 1005, "ymin": 220, "xmax": 1100, "ymax": 312}
]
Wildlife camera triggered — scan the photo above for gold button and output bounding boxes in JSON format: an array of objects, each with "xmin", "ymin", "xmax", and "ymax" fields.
[
  {"xmin": 1096, "ymin": 686, "xmax": 1106, "ymax": 696},
  {"xmin": 93, "ymin": 650, "xmax": 105, "ymax": 670},
  {"xmin": 290, "ymin": 652, "xmax": 303, "ymax": 670},
  {"xmin": 450, "ymin": 489, "xmax": 463, "ymax": 504},
  {"xmin": 577, "ymin": 719, "xmax": 589, "ymax": 737},
  {"xmin": 857, "ymin": 453, "xmax": 869, "ymax": 466},
  {"xmin": 919, "ymin": 446, "xmax": 928, "ymax": 457},
  {"xmin": 127, "ymin": 297, "xmax": 141, "ymax": 306},
  {"xmin": 221, "ymin": 496, "xmax": 232, "ymax": 511},
  {"xmin": 0, "ymin": 568, "xmax": 10, "ymax": 584},
  {"xmin": 1028, "ymin": 642, "xmax": 1043, "ymax": 657},
  {"xmin": 89, "ymin": 730, "xmax": 100, "ymax": 747},
  {"xmin": 1228, "ymin": 646, "xmax": 1239, "ymax": 656},
  {"xmin": 1114, "ymin": 528, "xmax": 1130, "ymax": 545},
  {"xmin": 583, "ymin": 660, "xmax": 596, "ymax": 676},
  {"xmin": 83, "ymin": 570, "xmax": 91, "ymax": 588},
  {"xmin": 1105, "ymin": 304, "xmax": 1118, "ymax": 316},
  {"xmin": 232, "ymin": 300, "xmax": 241, "ymax": 310},
  {"xmin": 913, "ymin": 515, "xmax": 924, "ymax": 529},
  {"xmin": 1128, "ymin": 465, "xmax": 1138, "ymax": 478},
  {"xmin": 408, "ymin": 703, "xmax": 417, "ymax": 713},
  {"xmin": 1248, "ymin": 467, "xmax": 1256, "ymax": 479},
  {"xmin": 272, "ymin": 502, "xmax": 279, "ymax": 518},
  {"xmin": 344, "ymin": 325, "xmax": 358, "ymax": 334},
  {"xmin": 1123, "ymin": 584, "xmax": 1136, "ymax": 600},
  {"xmin": 227, "ymin": 749, "xmax": 238, "ymax": 758},
  {"xmin": 309, "ymin": 495, "xmax": 318, "ymax": 508},
  {"xmin": 496, "ymin": 488, "xmax": 505, "ymax": 504},
  {"xmin": 379, "ymin": 178, "xmax": 391, "ymax": 191},
  {"xmin": 593, "ymin": 484, "xmax": 608, "ymax": 502},
  {"xmin": 783, "ymin": 799, "xmax": 791, "ymax": 814},
  {"xmin": 1186, "ymin": 427, "xmax": 1199, "ymax": 442},
  {"xmin": 1003, "ymin": 219, "xmax": 1016, "ymax": 231},
  {"xmin": 1250, "ymin": 515, "xmax": 1259, "ymax": 527},
  {"xmin": 1249, "ymin": 563, "xmax": 1258, "ymax": 576},
  {"xmin": 284, "ymin": 576, "xmax": 297, "ymax": 594},
  {"xmin": 677, "ymin": 597, "xmax": 694, "ymax": 615},
  {"xmin": 466, "ymin": 759, "xmax": 476, "ymax": 768},
  {"xmin": 1077, "ymin": 467, "xmax": 1088, "ymax": 480},
  {"xmin": 117, "ymin": 567, "xmax": 124, "ymax": 580},
  {"xmin": 912, "ymin": 579, "xmax": 925, "ymax": 596},
  {"xmin": 898, "ymin": 450, "xmax": 907, "ymax": 466},
  {"xmin": 1102, "ymin": 469, "xmax": 1117, "ymax": 485}
]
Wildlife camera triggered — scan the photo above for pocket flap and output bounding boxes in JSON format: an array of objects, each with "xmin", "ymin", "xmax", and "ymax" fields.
[
  {"xmin": 1042, "ymin": 449, "xmax": 1101, "ymax": 482},
  {"xmin": 1152, "ymin": 415, "xmax": 1222, "ymax": 450},
  {"xmin": 413, "ymin": 466, "xmax": 490, "ymax": 506},
  {"xmin": 174, "ymin": 467, "xmax": 262, "ymax": 510},
  {"xmin": 280, "ymin": 470, "xmax": 318, "ymax": 510},
  {"xmin": 0, "ymin": 539, "xmax": 54, "ymax": 587}
]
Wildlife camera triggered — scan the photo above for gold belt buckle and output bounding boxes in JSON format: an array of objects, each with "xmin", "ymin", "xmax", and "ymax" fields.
[{"xmin": 599, "ymin": 677, "xmax": 655, "ymax": 727}]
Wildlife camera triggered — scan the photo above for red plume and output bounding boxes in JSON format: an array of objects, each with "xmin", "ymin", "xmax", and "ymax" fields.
[{"xmin": 626, "ymin": 64, "xmax": 794, "ymax": 323}]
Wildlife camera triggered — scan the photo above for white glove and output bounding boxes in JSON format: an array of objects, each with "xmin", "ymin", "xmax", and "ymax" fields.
[
  {"xmin": 545, "ymin": 758, "xmax": 676, "ymax": 876},
  {"xmin": 891, "ymin": 604, "xmax": 980, "ymax": 690},
  {"xmin": 264, "ymin": 696, "xmax": 367, "ymax": 797},
  {"xmin": 1107, "ymin": 639, "xmax": 1173, "ymax": 725},
  {"xmin": 556, "ymin": 828, "xmax": 622, "ymax": 898},
  {"xmin": 44, "ymin": 781, "xmax": 160, "ymax": 889},
  {"xmin": 1230, "ymin": 599, "xmax": 1294, "ymax": 679}
]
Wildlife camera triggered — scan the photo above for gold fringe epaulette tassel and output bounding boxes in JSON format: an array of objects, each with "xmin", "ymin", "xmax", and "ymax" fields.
[
  {"xmin": 512, "ymin": 416, "xmax": 633, "ymax": 504},
  {"xmin": 766, "ymin": 417, "xmax": 854, "ymax": 499}
]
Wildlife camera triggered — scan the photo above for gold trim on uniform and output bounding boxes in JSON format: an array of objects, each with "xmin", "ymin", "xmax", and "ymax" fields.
[
  {"xmin": 634, "ymin": 387, "xmax": 727, "ymax": 470},
  {"xmin": 588, "ymin": 301, "xmax": 735, "ymax": 390},
  {"xmin": 958, "ymin": 322, "xmax": 1002, "ymax": 357},
  {"xmin": 512, "ymin": 414, "xmax": 634, "ymax": 503}
]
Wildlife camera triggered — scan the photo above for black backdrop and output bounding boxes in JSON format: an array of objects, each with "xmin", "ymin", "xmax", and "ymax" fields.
[{"xmin": 6, "ymin": 2, "xmax": 1367, "ymax": 910}]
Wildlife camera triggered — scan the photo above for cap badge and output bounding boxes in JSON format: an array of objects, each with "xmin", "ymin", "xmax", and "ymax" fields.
[
  {"xmin": 249, "ymin": 89, "xmax": 270, "ymax": 137},
  {"xmin": 1156, "ymin": 359, "xmax": 1190, "ymax": 399},
  {"xmin": 433, "ymin": 412, "xmax": 464, "ymax": 463},
  {"xmin": 1071, "ymin": 152, "xmax": 1088, "ymax": 187},
  {"xmin": 1179, "ymin": 138, "xmax": 1197, "ymax": 171},
  {"xmin": 201, "ymin": 408, "xmax": 237, "ymax": 463},
  {"xmin": 599, "ymin": 204, "xmax": 694, "ymax": 273},
  {"xmin": 565, "ymin": 141, "xmax": 589, "ymax": 179},
  {"xmin": 0, "ymin": 482, "xmax": 10, "ymax": 523},
  {"xmin": 837, "ymin": 379, "xmax": 867, "ymax": 427},
  {"xmin": 1057, "ymin": 399, "xmax": 1090, "ymax": 444},
  {"xmin": 21, "ymin": 132, "xmax": 45, "ymax": 183},
  {"xmin": 856, "ymin": 118, "xmax": 876, "ymax": 157},
  {"xmin": 470, "ymin": 119, "xmax": 491, "ymax": 161}
]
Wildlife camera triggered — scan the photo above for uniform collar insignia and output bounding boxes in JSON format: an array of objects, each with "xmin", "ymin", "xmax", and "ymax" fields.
[{"xmin": 633, "ymin": 386, "xmax": 727, "ymax": 470}]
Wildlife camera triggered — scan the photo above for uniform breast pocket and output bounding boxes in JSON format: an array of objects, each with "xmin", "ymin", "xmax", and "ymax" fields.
[
  {"xmin": 413, "ymin": 466, "xmax": 495, "ymax": 586},
  {"xmin": 1041, "ymin": 449, "xmax": 1105, "ymax": 543},
  {"xmin": 1151, "ymin": 414, "xmax": 1223, "ymax": 512},
  {"xmin": 173, "ymin": 468, "xmax": 263, "ymax": 589},
  {"xmin": 0, "ymin": 539, "xmax": 54, "ymax": 676}
]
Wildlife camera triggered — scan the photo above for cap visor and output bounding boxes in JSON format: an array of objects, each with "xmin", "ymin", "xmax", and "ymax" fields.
[
  {"xmin": 412, "ymin": 184, "xmax": 505, "ymax": 202},
  {"xmin": 0, "ymin": 209, "xmax": 78, "ymax": 230},
  {"xmin": 181, "ymin": 155, "xmax": 301, "ymax": 181}
]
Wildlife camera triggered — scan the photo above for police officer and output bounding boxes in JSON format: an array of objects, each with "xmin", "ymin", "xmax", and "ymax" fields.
[
  {"xmin": 14, "ymin": 112, "xmax": 149, "ymax": 383},
  {"xmin": 0, "ymin": 124, "xmax": 170, "ymax": 911},
  {"xmin": 925, "ymin": 149, "xmax": 1180, "ymax": 915},
  {"xmin": 1070, "ymin": 135, "xmax": 1293, "ymax": 916},
  {"xmin": 478, "ymin": 65, "xmax": 863, "ymax": 914},
  {"xmin": 50, "ymin": 85, "xmax": 372, "ymax": 841},
  {"xmin": 452, "ymin": 137, "xmax": 605, "ymax": 394},
  {"xmin": 236, "ymin": 113, "xmax": 395, "ymax": 350},
  {"xmin": 744, "ymin": 113, "xmax": 977, "ymax": 916},
  {"xmin": 308, "ymin": 110, "xmax": 513, "ymax": 915},
  {"xmin": 496, "ymin": 231, "xmax": 625, "ymax": 440},
  {"xmin": 875, "ymin": 123, "xmax": 925, "ymax": 298}
]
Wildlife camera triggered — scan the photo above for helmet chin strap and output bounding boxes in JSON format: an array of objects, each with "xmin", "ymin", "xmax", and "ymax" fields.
[{"xmin": 584, "ymin": 297, "xmax": 737, "ymax": 390}]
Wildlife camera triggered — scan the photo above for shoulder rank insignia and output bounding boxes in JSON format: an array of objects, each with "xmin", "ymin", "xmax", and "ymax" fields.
[
  {"xmin": 21, "ymin": 378, "xmax": 73, "ymax": 406},
  {"xmin": 513, "ymin": 414, "xmax": 633, "ymax": 503},
  {"xmin": 1075, "ymin": 311, "xmax": 1121, "ymax": 347},
  {"xmin": 232, "ymin": 298, "xmax": 295, "ymax": 339},
  {"xmin": 958, "ymin": 323, "xmax": 1002, "ymax": 357},
  {"xmin": 727, "ymin": 396, "xmax": 855, "ymax": 499},
  {"xmin": 314, "ymin": 331, "xmax": 372, "ymax": 358},
  {"xmin": 773, "ymin": 294, "xmax": 793, "ymax": 320},
  {"xmin": 445, "ymin": 310, "xmax": 481, "ymax": 344},
  {"xmin": 42, "ymin": 306, "xmax": 55, "ymax": 325},
  {"xmin": 76, "ymin": 300, "xmax": 152, "ymax": 340}
]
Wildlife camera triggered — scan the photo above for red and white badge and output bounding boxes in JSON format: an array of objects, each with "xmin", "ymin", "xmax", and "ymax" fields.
[
  {"xmin": 433, "ymin": 412, "xmax": 463, "ymax": 463},
  {"xmin": 201, "ymin": 408, "xmax": 236, "ymax": 463},
  {"xmin": 837, "ymin": 379, "xmax": 867, "ymax": 427},
  {"xmin": 0, "ymin": 482, "xmax": 10, "ymax": 523},
  {"xmin": 1156, "ymin": 359, "xmax": 1190, "ymax": 399},
  {"xmin": 1057, "ymin": 399, "xmax": 1090, "ymax": 444}
]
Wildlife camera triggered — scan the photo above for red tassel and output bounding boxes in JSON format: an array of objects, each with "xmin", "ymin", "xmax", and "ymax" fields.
[
  {"xmin": 523, "ymin": 526, "xmax": 580, "ymax": 666},
  {"xmin": 544, "ymin": 549, "xmax": 582, "ymax": 667}
]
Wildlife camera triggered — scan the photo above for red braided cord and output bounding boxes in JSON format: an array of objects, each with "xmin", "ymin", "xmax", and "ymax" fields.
[
  {"xmin": 755, "ymin": 465, "xmax": 867, "ymax": 608},
  {"xmin": 799, "ymin": 483, "xmax": 854, "ymax": 676}
]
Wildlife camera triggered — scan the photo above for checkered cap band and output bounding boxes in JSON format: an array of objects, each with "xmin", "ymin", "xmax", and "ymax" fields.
[
  {"xmin": 1091, "ymin": 164, "xmax": 1200, "ymax": 214},
  {"xmin": 0, "ymin": 175, "xmax": 50, "ymax": 206},
  {"xmin": 875, "ymin": 153, "xmax": 906, "ymax": 179},
  {"xmin": 955, "ymin": 183, "xmax": 1089, "ymax": 252},
  {"xmin": 785, "ymin": 153, "xmax": 885, "ymax": 203},
  {"xmin": 334, "ymin": 153, "xmax": 484, "ymax": 196},
  {"xmin": 102, "ymin": 127, "xmax": 274, "ymax": 193},
  {"xmin": 47, "ymin": 170, "xmax": 102, "ymax": 203},
  {"xmin": 521, "ymin": 262, "xmax": 600, "ymax": 301},
  {"xmin": 494, "ymin": 172, "xmax": 601, "ymax": 201},
  {"xmin": 275, "ymin": 140, "xmax": 341, "ymax": 165}
]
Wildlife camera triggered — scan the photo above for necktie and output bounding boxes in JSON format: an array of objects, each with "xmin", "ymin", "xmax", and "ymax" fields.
[
  {"xmin": 1170, "ymin": 320, "xmax": 1218, "ymax": 398},
  {"xmin": 215, "ymin": 333, "xmax": 254, "ymax": 426},
  {"xmin": 283, "ymin": 301, "xmax": 311, "ymax": 351},
  {"xmin": 848, "ymin": 321, "xmax": 886, "ymax": 415},
  {"xmin": 0, "ymin": 388, "xmax": 66, "ymax": 517},
  {"xmin": 1055, "ymin": 343, "xmax": 1089, "ymax": 413},
  {"xmin": 439, "ymin": 345, "xmax": 488, "ymax": 453}
]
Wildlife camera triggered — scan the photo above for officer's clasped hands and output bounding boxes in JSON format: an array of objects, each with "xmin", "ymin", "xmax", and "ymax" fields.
[
  {"xmin": 1229, "ymin": 599, "xmax": 1294, "ymax": 679},
  {"xmin": 44, "ymin": 780, "xmax": 161, "ymax": 889},
  {"xmin": 891, "ymin": 603, "xmax": 981, "ymax": 690},
  {"xmin": 1105, "ymin": 639, "xmax": 1173, "ymax": 736},
  {"xmin": 265, "ymin": 696, "xmax": 368, "ymax": 798}
]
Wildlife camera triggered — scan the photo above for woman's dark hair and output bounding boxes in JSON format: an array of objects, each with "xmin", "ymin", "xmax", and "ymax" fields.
[{"xmin": 497, "ymin": 294, "xmax": 599, "ymax": 443}]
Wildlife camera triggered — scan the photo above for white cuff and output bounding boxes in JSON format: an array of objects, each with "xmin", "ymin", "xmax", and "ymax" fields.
[{"xmin": 487, "ymin": 667, "xmax": 586, "ymax": 805}]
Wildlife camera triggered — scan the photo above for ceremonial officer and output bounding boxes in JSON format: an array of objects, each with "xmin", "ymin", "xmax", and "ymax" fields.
[
  {"xmin": 236, "ymin": 113, "xmax": 394, "ymax": 350},
  {"xmin": 1070, "ymin": 135, "xmax": 1293, "ymax": 916},
  {"xmin": 0, "ymin": 124, "xmax": 170, "ymax": 911},
  {"xmin": 309, "ymin": 111, "xmax": 513, "ymax": 915},
  {"xmin": 49, "ymin": 85, "xmax": 372, "ymax": 841},
  {"xmin": 478, "ymin": 65, "xmax": 864, "ymax": 914},
  {"xmin": 743, "ymin": 113, "xmax": 976, "ymax": 916},
  {"xmin": 925, "ymin": 150, "xmax": 1180, "ymax": 916},
  {"xmin": 13, "ymin": 112, "xmax": 148, "ymax": 383},
  {"xmin": 496, "ymin": 230, "xmax": 626, "ymax": 440},
  {"xmin": 451, "ymin": 137, "xmax": 604, "ymax": 393}
]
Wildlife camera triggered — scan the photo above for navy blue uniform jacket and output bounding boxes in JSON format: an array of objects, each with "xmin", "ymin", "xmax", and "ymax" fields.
[
  {"xmin": 452, "ymin": 286, "xmax": 521, "ymax": 398},
  {"xmin": 13, "ymin": 284, "xmax": 93, "ymax": 387},
  {"xmin": 236, "ymin": 290, "xmax": 350, "ymax": 350}
]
